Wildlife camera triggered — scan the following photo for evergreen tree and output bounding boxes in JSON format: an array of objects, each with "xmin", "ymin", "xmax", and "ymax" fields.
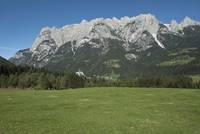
[
  {"xmin": 37, "ymin": 74, "xmax": 51, "ymax": 90},
  {"xmin": 60, "ymin": 75, "xmax": 70, "ymax": 89}
]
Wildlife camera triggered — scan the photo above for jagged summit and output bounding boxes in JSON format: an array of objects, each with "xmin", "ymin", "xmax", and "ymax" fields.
[
  {"xmin": 31, "ymin": 14, "xmax": 199, "ymax": 53},
  {"xmin": 31, "ymin": 14, "xmax": 156, "ymax": 52},
  {"xmin": 168, "ymin": 16, "xmax": 200, "ymax": 32},
  {"xmin": 181, "ymin": 16, "xmax": 200, "ymax": 27}
]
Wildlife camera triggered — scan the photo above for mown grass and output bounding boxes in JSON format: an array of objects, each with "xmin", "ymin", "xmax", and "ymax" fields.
[{"xmin": 0, "ymin": 87, "xmax": 200, "ymax": 134}]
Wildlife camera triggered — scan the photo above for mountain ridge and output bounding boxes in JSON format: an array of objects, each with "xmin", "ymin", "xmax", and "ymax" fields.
[
  {"xmin": 0, "ymin": 56, "xmax": 15, "ymax": 67},
  {"xmin": 10, "ymin": 14, "xmax": 200, "ymax": 79}
]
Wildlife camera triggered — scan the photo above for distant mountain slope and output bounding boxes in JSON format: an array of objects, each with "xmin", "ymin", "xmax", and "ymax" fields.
[
  {"xmin": 10, "ymin": 14, "xmax": 200, "ymax": 79},
  {"xmin": 0, "ymin": 56, "xmax": 15, "ymax": 67}
]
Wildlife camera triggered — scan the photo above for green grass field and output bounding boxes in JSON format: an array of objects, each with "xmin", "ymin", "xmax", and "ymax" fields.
[{"xmin": 0, "ymin": 88, "xmax": 200, "ymax": 134}]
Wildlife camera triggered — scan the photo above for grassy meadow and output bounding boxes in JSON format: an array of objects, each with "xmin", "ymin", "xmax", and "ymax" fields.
[{"xmin": 0, "ymin": 87, "xmax": 200, "ymax": 134}]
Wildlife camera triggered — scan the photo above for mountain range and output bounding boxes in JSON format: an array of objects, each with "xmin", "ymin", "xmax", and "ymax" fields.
[{"xmin": 9, "ymin": 14, "xmax": 200, "ymax": 79}]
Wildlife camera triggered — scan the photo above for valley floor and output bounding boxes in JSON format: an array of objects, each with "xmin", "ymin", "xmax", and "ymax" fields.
[{"xmin": 0, "ymin": 87, "xmax": 200, "ymax": 134}]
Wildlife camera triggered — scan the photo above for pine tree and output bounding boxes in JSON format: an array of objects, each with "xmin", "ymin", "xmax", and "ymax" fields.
[
  {"xmin": 37, "ymin": 74, "xmax": 51, "ymax": 90},
  {"xmin": 60, "ymin": 75, "xmax": 70, "ymax": 89}
]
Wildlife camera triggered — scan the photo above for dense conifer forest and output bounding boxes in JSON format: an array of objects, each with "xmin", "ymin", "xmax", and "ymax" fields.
[{"xmin": 0, "ymin": 61, "xmax": 199, "ymax": 89}]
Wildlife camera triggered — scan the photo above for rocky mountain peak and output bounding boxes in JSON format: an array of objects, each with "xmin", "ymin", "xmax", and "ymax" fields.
[
  {"xmin": 181, "ymin": 16, "xmax": 200, "ymax": 27},
  {"xmin": 169, "ymin": 16, "xmax": 200, "ymax": 32}
]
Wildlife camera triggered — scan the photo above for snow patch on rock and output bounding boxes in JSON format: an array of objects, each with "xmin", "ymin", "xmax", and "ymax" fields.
[{"xmin": 152, "ymin": 34, "xmax": 165, "ymax": 48}]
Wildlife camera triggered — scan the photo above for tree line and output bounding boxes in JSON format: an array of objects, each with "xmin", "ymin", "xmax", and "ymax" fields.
[
  {"xmin": 0, "ymin": 65, "xmax": 86, "ymax": 89},
  {"xmin": 135, "ymin": 76, "xmax": 200, "ymax": 89},
  {"xmin": 0, "ymin": 65, "xmax": 199, "ymax": 89}
]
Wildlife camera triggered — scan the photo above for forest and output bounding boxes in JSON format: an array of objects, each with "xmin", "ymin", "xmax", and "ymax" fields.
[{"xmin": 0, "ymin": 64, "xmax": 199, "ymax": 89}]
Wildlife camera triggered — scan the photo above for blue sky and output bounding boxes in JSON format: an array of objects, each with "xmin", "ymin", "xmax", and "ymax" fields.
[{"xmin": 0, "ymin": 0, "xmax": 200, "ymax": 59}]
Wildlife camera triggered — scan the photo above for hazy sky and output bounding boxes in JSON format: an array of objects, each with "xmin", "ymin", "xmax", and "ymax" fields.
[{"xmin": 0, "ymin": 0, "xmax": 200, "ymax": 59}]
